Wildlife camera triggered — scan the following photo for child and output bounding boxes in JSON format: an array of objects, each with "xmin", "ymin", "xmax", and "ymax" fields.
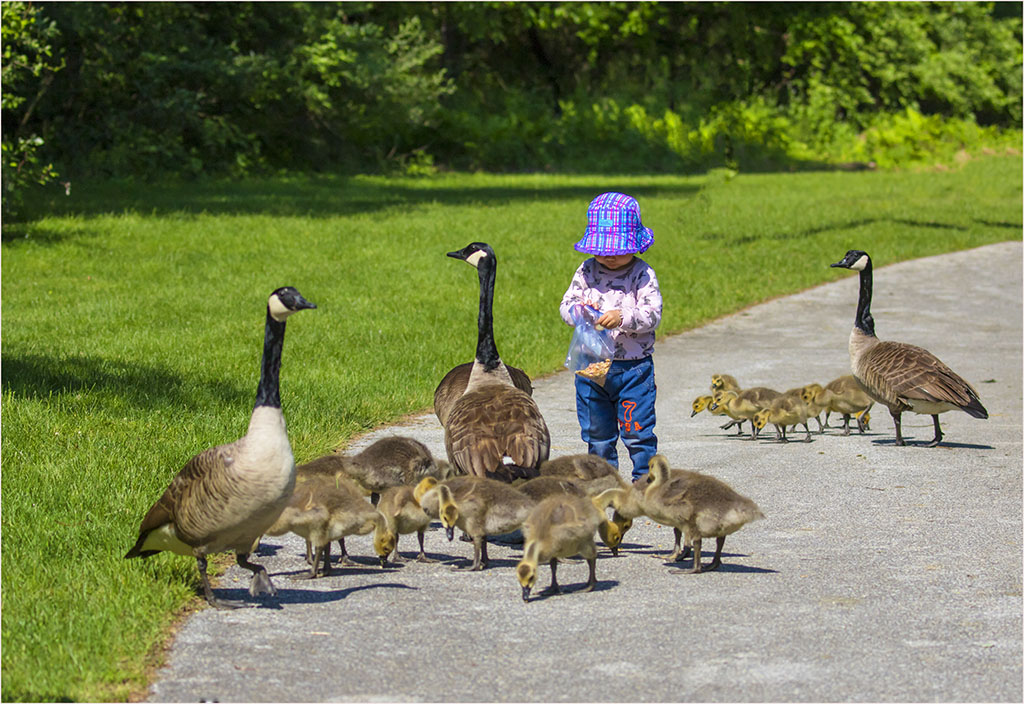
[{"xmin": 560, "ymin": 192, "xmax": 662, "ymax": 483}]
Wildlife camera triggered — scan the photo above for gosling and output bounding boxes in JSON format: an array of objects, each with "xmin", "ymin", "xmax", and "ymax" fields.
[
  {"xmin": 376, "ymin": 484, "xmax": 435, "ymax": 564},
  {"xmin": 516, "ymin": 494, "xmax": 619, "ymax": 601},
  {"xmin": 264, "ymin": 476, "xmax": 395, "ymax": 578},
  {"xmin": 639, "ymin": 455, "xmax": 764, "ymax": 573}
]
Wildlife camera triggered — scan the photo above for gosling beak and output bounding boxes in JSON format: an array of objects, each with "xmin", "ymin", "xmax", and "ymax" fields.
[
  {"xmin": 379, "ymin": 555, "xmax": 389, "ymax": 568},
  {"xmin": 610, "ymin": 545, "xmax": 619, "ymax": 557},
  {"xmin": 521, "ymin": 586, "xmax": 532, "ymax": 602},
  {"xmin": 445, "ymin": 526, "xmax": 455, "ymax": 541},
  {"xmin": 690, "ymin": 409, "xmax": 698, "ymax": 417}
]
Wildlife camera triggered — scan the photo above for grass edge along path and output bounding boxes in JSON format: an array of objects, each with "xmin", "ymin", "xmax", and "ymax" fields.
[{"xmin": 1, "ymin": 156, "xmax": 1021, "ymax": 701}]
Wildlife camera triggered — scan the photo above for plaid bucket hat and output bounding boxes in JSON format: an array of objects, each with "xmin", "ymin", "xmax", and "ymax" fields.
[{"xmin": 574, "ymin": 192, "xmax": 654, "ymax": 256}]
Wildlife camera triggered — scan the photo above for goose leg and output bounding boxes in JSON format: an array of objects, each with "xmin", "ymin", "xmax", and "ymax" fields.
[
  {"xmin": 689, "ymin": 537, "xmax": 704, "ymax": 573},
  {"xmin": 336, "ymin": 538, "xmax": 356, "ymax": 566},
  {"xmin": 196, "ymin": 556, "xmax": 248, "ymax": 610},
  {"xmin": 891, "ymin": 410, "xmax": 906, "ymax": 446},
  {"xmin": 814, "ymin": 415, "xmax": 825, "ymax": 433},
  {"xmin": 924, "ymin": 414, "xmax": 943, "ymax": 448},
  {"xmin": 703, "ymin": 536, "xmax": 726, "ymax": 572},
  {"xmin": 452, "ymin": 535, "xmax": 487, "ymax": 571},
  {"xmin": 319, "ymin": 543, "xmax": 333, "ymax": 576},
  {"xmin": 823, "ymin": 411, "xmax": 832, "ymax": 429},
  {"xmin": 802, "ymin": 422, "xmax": 812, "ymax": 442},
  {"xmin": 415, "ymin": 529, "xmax": 437, "ymax": 563},
  {"xmin": 582, "ymin": 555, "xmax": 597, "ymax": 593},
  {"xmin": 777, "ymin": 424, "xmax": 788, "ymax": 443},
  {"xmin": 236, "ymin": 552, "xmax": 276, "ymax": 598},
  {"xmin": 841, "ymin": 414, "xmax": 852, "ymax": 436},
  {"xmin": 541, "ymin": 558, "xmax": 561, "ymax": 596},
  {"xmin": 668, "ymin": 527, "xmax": 684, "ymax": 561},
  {"xmin": 388, "ymin": 535, "xmax": 409, "ymax": 564}
]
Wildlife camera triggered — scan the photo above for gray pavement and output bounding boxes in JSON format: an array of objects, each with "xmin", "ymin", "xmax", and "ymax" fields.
[{"xmin": 148, "ymin": 242, "xmax": 1022, "ymax": 703}]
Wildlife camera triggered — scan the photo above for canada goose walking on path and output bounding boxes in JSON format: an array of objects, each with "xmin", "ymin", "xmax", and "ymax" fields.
[
  {"xmin": 125, "ymin": 286, "xmax": 316, "ymax": 609},
  {"xmin": 441, "ymin": 242, "xmax": 550, "ymax": 481},
  {"xmin": 831, "ymin": 250, "xmax": 988, "ymax": 447}
]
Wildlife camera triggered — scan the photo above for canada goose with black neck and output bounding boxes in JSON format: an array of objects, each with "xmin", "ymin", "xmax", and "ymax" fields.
[
  {"xmin": 831, "ymin": 250, "xmax": 987, "ymax": 447},
  {"xmin": 441, "ymin": 242, "xmax": 550, "ymax": 481},
  {"xmin": 125, "ymin": 286, "xmax": 316, "ymax": 609}
]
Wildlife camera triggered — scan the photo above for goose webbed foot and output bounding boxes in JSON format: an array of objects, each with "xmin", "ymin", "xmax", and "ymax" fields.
[
  {"xmin": 416, "ymin": 553, "xmax": 438, "ymax": 564},
  {"xmin": 196, "ymin": 556, "xmax": 250, "ymax": 609},
  {"xmin": 236, "ymin": 553, "xmax": 277, "ymax": 597},
  {"xmin": 414, "ymin": 531, "xmax": 437, "ymax": 563},
  {"xmin": 923, "ymin": 415, "xmax": 944, "ymax": 447}
]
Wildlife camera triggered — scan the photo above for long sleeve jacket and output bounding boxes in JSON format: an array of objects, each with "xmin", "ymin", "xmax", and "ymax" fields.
[{"xmin": 559, "ymin": 257, "xmax": 662, "ymax": 360}]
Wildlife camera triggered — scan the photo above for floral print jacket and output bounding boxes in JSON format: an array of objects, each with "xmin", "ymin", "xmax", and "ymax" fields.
[{"xmin": 559, "ymin": 257, "xmax": 662, "ymax": 360}]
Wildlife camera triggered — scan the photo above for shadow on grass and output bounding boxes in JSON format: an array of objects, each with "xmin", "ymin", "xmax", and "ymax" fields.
[
  {"xmin": 17, "ymin": 178, "xmax": 704, "ymax": 223},
  {"xmin": 1, "ymin": 353, "xmax": 248, "ymax": 409}
]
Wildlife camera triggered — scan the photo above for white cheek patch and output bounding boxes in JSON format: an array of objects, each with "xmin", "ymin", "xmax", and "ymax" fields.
[
  {"xmin": 850, "ymin": 254, "xmax": 869, "ymax": 271},
  {"xmin": 268, "ymin": 294, "xmax": 294, "ymax": 321},
  {"xmin": 465, "ymin": 250, "xmax": 487, "ymax": 268}
]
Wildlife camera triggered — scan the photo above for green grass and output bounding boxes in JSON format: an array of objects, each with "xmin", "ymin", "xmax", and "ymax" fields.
[{"xmin": 2, "ymin": 156, "xmax": 1020, "ymax": 701}]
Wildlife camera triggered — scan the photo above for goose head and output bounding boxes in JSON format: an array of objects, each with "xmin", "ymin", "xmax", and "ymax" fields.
[
  {"xmin": 597, "ymin": 518, "xmax": 624, "ymax": 555},
  {"xmin": 516, "ymin": 541, "xmax": 541, "ymax": 601},
  {"xmin": 437, "ymin": 485, "xmax": 459, "ymax": 541},
  {"xmin": 751, "ymin": 409, "xmax": 770, "ymax": 430},
  {"xmin": 413, "ymin": 477, "xmax": 438, "ymax": 504},
  {"xmin": 801, "ymin": 383, "xmax": 823, "ymax": 405},
  {"xmin": 373, "ymin": 523, "xmax": 398, "ymax": 567},
  {"xmin": 710, "ymin": 374, "xmax": 736, "ymax": 391},
  {"xmin": 447, "ymin": 242, "xmax": 495, "ymax": 270},
  {"xmin": 691, "ymin": 395, "xmax": 712, "ymax": 416},
  {"xmin": 709, "ymin": 389, "xmax": 736, "ymax": 412},
  {"xmin": 831, "ymin": 250, "xmax": 871, "ymax": 271},
  {"xmin": 267, "ymin": 286, "xmax": 317, "ymax": 322}
]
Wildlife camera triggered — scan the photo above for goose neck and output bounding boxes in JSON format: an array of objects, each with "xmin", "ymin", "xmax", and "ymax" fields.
[
  {"xmin": 254, "ymin": 310, "xmax": 286, "ymax": 409},
  {"xmin": 854, "ymin": 263, "xmax": 876, "ymax": 337},
  {"xmin": 474, "ymin": 257, "xmax": 502, "ymax": 371}
]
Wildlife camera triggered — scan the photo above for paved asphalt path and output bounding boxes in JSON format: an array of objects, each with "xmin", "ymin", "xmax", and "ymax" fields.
[{"xmin": 148, "ymin": 242, "xmax": 1022, "ymax": 703}]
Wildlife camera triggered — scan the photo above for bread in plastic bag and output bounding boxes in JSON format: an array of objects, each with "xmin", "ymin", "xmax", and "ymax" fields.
[{"xmin": 565, "ymin": 305, "xmax": 615, "ymax": 386}]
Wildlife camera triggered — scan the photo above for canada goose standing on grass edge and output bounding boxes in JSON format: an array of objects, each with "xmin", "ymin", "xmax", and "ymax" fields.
[
  {"xmin": 831, "ymin": 250, "xmax": 988, "ymax": 447},
  {"xmin": 442, "ymin": 243, "xmax": 550, "ymax": 481},
  {"xmin": 125, "ymin": 287, "xmax": 316, "ymax": 609}
]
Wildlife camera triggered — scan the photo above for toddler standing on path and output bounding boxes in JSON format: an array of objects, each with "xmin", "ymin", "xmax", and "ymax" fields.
[{"xmin": 559, "ymin": 192, "xmax": 663, "ymax": 482}]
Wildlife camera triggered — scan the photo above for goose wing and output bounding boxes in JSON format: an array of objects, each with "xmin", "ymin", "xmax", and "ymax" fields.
[
  {"xmin": 434, "ymin": 362, "xmax": 534, "ymax": 426},
  {"xmin": 124, "ymin": 444, "xmax": 235, "ymax": 557},
  {"xmin": 444, "ymin": 385, "xmax": 550, "ymax": 481},
  {"xmin": 858, "ymin": 341, "xmax": 986, "ymax": 415}
]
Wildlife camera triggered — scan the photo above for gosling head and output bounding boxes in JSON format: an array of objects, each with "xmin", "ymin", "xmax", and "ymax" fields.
[
  {"xmin": 437, "ymin": 485, "xmax": 459, "ymax": 541},
  {"xmin": 413, "ymin": 477, "xmax": 438, "ymax": 504},
  {"xmin": 752, "ymin": 409, "xmax": 770, "ymax": 430},
  {"xmin": 709, "ymin": 389, "xmax": 736, "ymax": 411},
  {"xmin": 373, "ymin": 527, "xmax": 397, "ymax": 567},
  {"xmin": 267, "ymin": 286, "xmax": 317, "ymax": 322},
  {"xmin": 516, "ymin": 542, "xmax": 541, "ymax": 602},
  {"xmin": 801, "ymin": 384, "xmax": 823, "ymax": 405},
  {"xmin": 598, "ymin": 519, "xmax": 624, "ymax": 556},
  {"xmin": 691, "ymin": 395, "xmax": 712, "ymax": 416}
]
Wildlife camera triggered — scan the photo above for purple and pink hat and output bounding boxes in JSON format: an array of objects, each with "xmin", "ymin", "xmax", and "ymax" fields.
[{"xmin": 574, "ymin": 192, "xmax": 654, "ymax": 256}]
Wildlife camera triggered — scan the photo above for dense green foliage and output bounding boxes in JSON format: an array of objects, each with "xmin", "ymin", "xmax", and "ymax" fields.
[
  {"xmin": 1, "ymin": 2, "xmax": 1020, "ymax": 202},
  {"xmin": 2, "ymin": 157, "xmax": 1021, "ymax": 700}
]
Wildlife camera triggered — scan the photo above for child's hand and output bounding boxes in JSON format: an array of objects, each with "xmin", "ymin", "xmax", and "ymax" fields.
[{"xmin": 596, "ymin": 309, "xmax": 622, "ymax": 329}]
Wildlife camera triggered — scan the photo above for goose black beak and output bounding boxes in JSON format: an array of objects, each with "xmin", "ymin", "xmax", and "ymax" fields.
[
  {"xmin": 445, "ymin": 526, "xmax": 455, "ymax": 541},
  {"xmin": 690, "ymin": 409, "xmax": 698, "ymax": 417},
  {"xmin": 521, "ymin": 586, "xmax": 532, "ymax": 602},
  {"xmin": 610, "ymin": 545, "xmax": 619, "ymax": 557},
  {"xmin": 379, "ymin": 555, "xmax": 389, "ymax": 568},
  {"xmin": 446, "ymin": 250, "xmax": 463, "ymax": 260},
  {"xmin": 830, "ymin": 260, "xmax": 845, "ymax": 268}
]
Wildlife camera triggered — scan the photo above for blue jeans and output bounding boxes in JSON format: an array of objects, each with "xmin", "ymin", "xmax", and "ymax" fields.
[{"xmin": 574, "ymin": 356, "xmax": 657, "ymax": 481}]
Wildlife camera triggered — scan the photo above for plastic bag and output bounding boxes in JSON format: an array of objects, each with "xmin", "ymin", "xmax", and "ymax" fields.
[{"xmin": 565, "ymin": 305, "xmax": 615, "ymax": 386}]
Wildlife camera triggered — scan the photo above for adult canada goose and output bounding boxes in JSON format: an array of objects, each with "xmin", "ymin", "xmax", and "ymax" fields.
[
  {"xmin": 831, "ymin": 250, "xmax": 987, "ymax": 446},
  {"xmin": 639, "ymin": 455, "xmax": 764, "ymax": 573},
  {"xmin": 442, "ymin": 242, "xmax": 550, "ymax": 481},
  {"xmin": 414, "ymin": 475, "xmax": 536, "ymax": 571},
  {"xmin": 264, "ymin": 476, "xmax": 395, "ymax": 577},
  {"xmin": 434, "ymin": 363, "xmax": 534, "ymax": 427},
  {"xmin": 376, "ymin": 484, "xmax": 435, "ymax": 564},
  {"xmin": 751, "ymin": 395, "xmax": 814, "ymax": 442},
  {"xmin": 125, "ymin": 286, "xmax": 316, "ymax": 609},
  {"xmin": 516, "ymin": 494, "xmax": 614, "ymax": 601}
]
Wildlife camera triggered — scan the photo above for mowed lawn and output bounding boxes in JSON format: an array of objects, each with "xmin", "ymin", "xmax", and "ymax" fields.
[{"xmin": 2, "ymin": 157, "xmax": 1020, "ymax": 701}]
